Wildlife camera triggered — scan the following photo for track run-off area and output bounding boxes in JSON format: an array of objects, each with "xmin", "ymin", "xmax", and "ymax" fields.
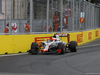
[{"xmin": 0, "ymin": 39, "xmax": 100, "ymax": 75}]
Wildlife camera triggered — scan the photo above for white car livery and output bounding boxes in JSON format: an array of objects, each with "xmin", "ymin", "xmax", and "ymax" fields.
[{"xmin": 29, "ymin": 34, "xmax": 77, "ymax": 55}]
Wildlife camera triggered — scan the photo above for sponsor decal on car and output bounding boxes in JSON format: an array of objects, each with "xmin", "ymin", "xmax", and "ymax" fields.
[{"xmin": 56, "ymin": 33, "xmax": 68, "ymax": 36}]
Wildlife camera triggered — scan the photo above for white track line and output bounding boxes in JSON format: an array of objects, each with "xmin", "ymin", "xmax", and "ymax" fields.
[
  {"xmin": 0, "ymin": 53, "xmax": 28, "ymax": 57},
  {"xmin": 79, "ymin": 44, "xmax": 100, "ymax": 49},
  {"xmin": 0, "ymin": 73, "xmax": 45, "ymax": 75}
]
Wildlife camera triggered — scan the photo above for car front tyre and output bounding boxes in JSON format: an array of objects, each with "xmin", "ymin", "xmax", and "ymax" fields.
[
  {"xmin": 58, "ymin": 43, "xmax": 65, "ymax": 54},
  {"xmin": 69, "ymin": 41, "xmax": 77, "ymax": 52},
  {"xmin": 29, "ymin": 42, "xmax": 39, "ymax": 55}
]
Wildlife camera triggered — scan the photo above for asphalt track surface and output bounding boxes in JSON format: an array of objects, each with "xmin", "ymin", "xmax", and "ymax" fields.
[{"xmin": 0, "ymin": 39, "xmax": 100, "ymax": 75}]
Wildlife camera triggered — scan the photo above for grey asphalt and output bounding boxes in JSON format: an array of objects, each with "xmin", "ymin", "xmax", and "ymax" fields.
[{"xmin": 0, "ymin": 39, "xmax": 100, "ymax": 75}]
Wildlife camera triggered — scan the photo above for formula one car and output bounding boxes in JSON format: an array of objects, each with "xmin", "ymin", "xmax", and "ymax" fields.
[{"xmin": 29, "ymin": 33, "xmax": 77, "ymax": 55}]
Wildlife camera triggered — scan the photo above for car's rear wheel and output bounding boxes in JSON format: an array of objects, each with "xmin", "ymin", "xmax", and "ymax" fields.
[
  {"xmin": 29, "ymin": 42, "xmax": 39, "ymax": 54},
  {"xmin": 69, "ymin": 41, "xmax": 77, "ymax": 52},
  {"xmin": 58, "ymin": 43, "xmax": 65, "ymax": 54}
]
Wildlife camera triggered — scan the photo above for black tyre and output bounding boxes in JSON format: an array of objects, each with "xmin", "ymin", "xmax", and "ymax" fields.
[
  {"xmin": 58, "ymin": 43, "xmax": 65, "ymax": 54},
  {"xmin": 69, "ymin": 41, "xmax": 77, "ymax": 52},
  {"xmin": 29, "ymin": 42, "xmax": 39, "ymax": 54}
]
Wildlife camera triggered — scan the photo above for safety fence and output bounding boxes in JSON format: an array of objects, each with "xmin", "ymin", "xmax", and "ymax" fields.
[
  {"xmin": 0, "ymin": 0, "xmax": 100, "ymax": 34},
  {"xmin": 0, "ymin": 28, "xmax": 100, "ymax": 54},
  {"xmin": 0, "ymin": 0, "xmax": 100, "ymax": 54}
]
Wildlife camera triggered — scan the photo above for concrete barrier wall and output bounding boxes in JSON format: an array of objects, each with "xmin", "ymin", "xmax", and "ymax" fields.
[{"xmin": 0, "ymin": 29, "xmax": 100, "ymax": 54}]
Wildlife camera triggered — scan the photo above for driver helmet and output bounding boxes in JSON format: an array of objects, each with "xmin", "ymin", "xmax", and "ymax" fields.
[{"xmin": 53, "ymin": 33, "xmax": 57, "ymax": 38}]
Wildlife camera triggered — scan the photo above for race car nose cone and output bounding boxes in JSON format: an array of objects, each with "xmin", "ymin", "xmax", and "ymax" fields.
[
  {"xmin": 58, "ymin": 49, "xmax": 61, "ymax": 53},
  {"xmin": 41, "ymin": 49, "xmax": 48, "ymax": 52}
]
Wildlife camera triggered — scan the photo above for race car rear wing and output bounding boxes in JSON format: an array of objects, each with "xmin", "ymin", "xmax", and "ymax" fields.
[
  {"xmin": 56, "ymin": 33, "xmax": 69, "ymax": 37},
  {"xmin": 54, "ymin": 33, "xmax": 70, "ymax": 43}
]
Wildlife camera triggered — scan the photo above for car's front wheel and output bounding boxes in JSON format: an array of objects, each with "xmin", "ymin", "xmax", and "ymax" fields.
[
  {"xmin": 69, "ymin": 41, "xmax": 77, "ymax": 52},
  {"xmin": 57, "ymin": 43, "xmax": 65, "ymax": 54},
  {"xmin": 29, "ymin": 42, "xmax": 39, "ymax": 55}
]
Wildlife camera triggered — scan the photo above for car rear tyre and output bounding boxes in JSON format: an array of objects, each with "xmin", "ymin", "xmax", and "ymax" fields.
[
  {"xmin": 69, "ymin": 41, "xmax": 77, "ymax": 52},
  {"xmin": 29, "ymin": 42, "xmax": 39, "ymax": 54},
  {"xmin": 58, "ymin": 43, "xmax": 65, "ymax": 54}
]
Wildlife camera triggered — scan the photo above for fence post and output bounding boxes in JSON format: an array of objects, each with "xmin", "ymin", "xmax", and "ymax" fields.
[
  {"xmin": 9, "ymin": 0, "xmax": 13, "ymax": 35},
  {"xmin": 30, "ymin": 0, "xmax": 33, "ymax": 33},
  {"xmin": 51, "ymin": 0, "xmax": 54, "ymax": 32},
  {"xmin": 79, "ymin": 0, "xmax": 81, "ymax": 31},
  {"xmin": 47, "ymin": 0, "xmax": 49, "ymax": 33},
  {"xmin": 72, "ymin": 0, "xmax": 75, "ymax": 31},
  {"xmin": 60, "ymin": 0, "xmax": 63, "ymax": 32},
  {"xmin": 92, "ymin": 5, "xmax": 94, "ymax": 29}
]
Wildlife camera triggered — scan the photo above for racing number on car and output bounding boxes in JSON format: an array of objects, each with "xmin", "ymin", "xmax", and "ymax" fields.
[
  {"xmin": 88, "ymin": 32, "xmax": 92, "ymax": 40},
  {"xmin": 77, "ymin": 34, "xmax": 83, "ymax": 43}
]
